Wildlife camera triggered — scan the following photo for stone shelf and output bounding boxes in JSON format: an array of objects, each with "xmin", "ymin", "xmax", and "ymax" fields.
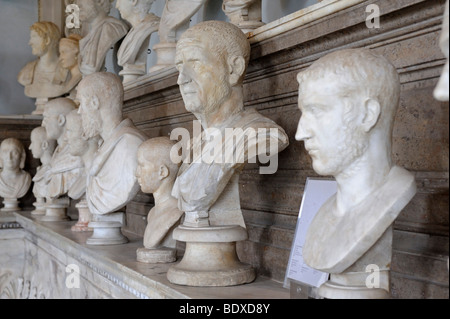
[{"xmin": 7, "ymin": 211, "xmax": 289, "ymax": 299}]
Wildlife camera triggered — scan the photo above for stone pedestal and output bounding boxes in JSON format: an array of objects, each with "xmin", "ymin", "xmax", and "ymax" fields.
[
  {"xmin": 167, "ymin": 225, "xmax": 255, "ymax": 287},
  {"xmin": 1, "ymin": 198, "xmax": 20, "ymax": 213},
  {"xmin": 31, "ymin": 199, "xmax": 46, "ymax": 216},
  {"xmin": 120, "ymin": 64, "xmax": 146, "ymax": 84},
  {"xmin": 223, "ymin": 0, "xmax": 265, "ymax": 34},
  {"xmin": 86, "ymin": 212, "xmax": 128, "ymax": 246},
  {"xmin": 136, "ymin": 247, "xmax": 177, "ymax": 264},
  {"xmin": 32, "ymin": 98, "xmax": 49, "ymax": 115},
  {"xmin": 317, "ymin": 226, "xmax": 393, "ymax": 299},
  {"xmin": 148, "ymin": 42, "xmax": 177, "ymax": 74},
  {"xmin": 40, "ymin": 197, "xmax": 71, "ymax": 222},
  {"xmin": 71, "ymin": 199, "xmax": 92, "ymax": 232}
]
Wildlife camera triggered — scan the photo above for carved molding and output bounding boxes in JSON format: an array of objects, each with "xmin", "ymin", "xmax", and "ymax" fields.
[
  {"xmin": 0, "ymin": 272, "xmax": 48, "ymax": 299},
  {"xmin": 0, "ymin": 222, "xmax": 22, "ymax": 230}
]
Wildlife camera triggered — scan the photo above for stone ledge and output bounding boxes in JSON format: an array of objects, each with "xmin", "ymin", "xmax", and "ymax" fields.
[{"xmin": 12, "ymin": 211, "xmax": 289, "ymax": 299}]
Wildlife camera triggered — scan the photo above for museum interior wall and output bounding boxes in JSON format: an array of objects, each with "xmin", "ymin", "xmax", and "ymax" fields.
[{"xmin": 0, "ymin": 0, "xmax": 448, "ymax": 299}]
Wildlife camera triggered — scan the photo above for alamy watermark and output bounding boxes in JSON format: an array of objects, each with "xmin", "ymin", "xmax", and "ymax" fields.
[
  {"xmin": 365, "ymin": 264, "xmax": 381, "ymax": 289},
  {"xmin": 366, "ymin": 4, "xmax": 381, "ymax": 29},
  {"xmin": 65, "ymin": 264, "xmax": 80, "ymax": 289},
  {"xmin": 169, "ymin": 120, "xmax": 282, "ymax": 175},
  {"xmin": 66, "ymin": 4, "xmax": 80, "ymax": 29}
]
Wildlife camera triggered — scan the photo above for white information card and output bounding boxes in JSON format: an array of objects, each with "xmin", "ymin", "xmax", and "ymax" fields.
[{"xmin": 285, "ymin": 178, "xmax": 337, "ymax": 288}]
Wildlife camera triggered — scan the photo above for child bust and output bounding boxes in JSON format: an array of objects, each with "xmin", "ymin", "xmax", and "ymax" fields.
[{"xmin": 135, "ymin": 137, "xmax": 184, "ymax": 263}]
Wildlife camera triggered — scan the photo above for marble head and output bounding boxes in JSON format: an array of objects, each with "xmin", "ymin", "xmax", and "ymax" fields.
[
  {"xmin": 116, "ymin": 0, "xmax": 156, "ymax": 21},
  {"xmin": 295, "ymin": 48, "xmax": 400, "ymax": 177},
  {"xmin": 29, "ymin": 21, "xmax": 60, "ymax": 57},
  {"xmin": 29, "ymin": 126, "xmax": 56, "ymax": 160},
  {"xmin": 76, "ymin": 72, "xmax": 124, "ymax": 139},
  {"xmin": 0, "ymin": 138, "xmax": 26, "ymax": 171},
  {"xmin": 76, "ymin": 0, "xmax": 115, "ymax": 22},
  {"xmin": 42, "ymin": 98, "xmax": 77, "ymax": 141},
  {"xmin": 136, "ymin": 137, "xmax": 179, "ymax": 194},
  {"xmin": 59, "ymin": 34, "xmax": 82, "ymax": 69},
  {"xmin": 65, "ymin": 110, "xmax": 89, "ymax": 157},
  {"xmin": 175, "ymin": 20, "xmax": 250, "ymax": 116}
]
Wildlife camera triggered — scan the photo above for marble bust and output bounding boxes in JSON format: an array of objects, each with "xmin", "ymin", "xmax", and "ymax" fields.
[
  {"xmin": 59, "ymin": 34, "xmax": 83, "ymax": 99},
  {"xmin": 136, "ymin": 137, "xmax": 184, "ymax": 263},
  {"xmin": 222, "ymin": 0, "xmax": 264, "ymax": 34},
  {"xmin": 434, "ymin": 0, "xmax": 449, "ymax": 102},
  {"xmin": 29, "ymin": 127, "xmax": 57, "ymax": 216},
  {"xmin": 65, "ymin": 110, "xmax": 102, "ymax": 232},
  {"xmin": 295, "ymin": 48, "xmax": 417, "ymax": 299},
  {"xmin": 76, "ymin": 72, "xmax": 147, "ymax": 244},
  {"xmin": 0, "ymin": 138, "xmax": 32, "ymax": 212},
  {"xmin": 148, "ymin": 0, "xmax": 207, "ymax": 73},
  {"xmin": 116, "ymin": 0, "xmax": 160, "ymax": 83},
  {"xmin": 42, "ymin": 98, "xmax": 84, "ymax": 221},
  {"xmin": 172, "ymin": 20, "xmax": 289, "ymax": 228},
  {"xmin": 167, "ymin": 21, "xmax": 289, "ymax": 287},
  {"xmin": 76, "ymin": 0, "xmax": 129, "ymax": 76},
  {"xmin": 17, "ymin": 22, "xmax": 68, "ymax": 114}
]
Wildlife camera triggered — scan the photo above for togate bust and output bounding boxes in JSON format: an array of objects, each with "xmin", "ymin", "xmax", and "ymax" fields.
[
  {"xmin": 167, "ymin": 21, "xmax": 289, "ymax": 287},
  {"xmin": 0, "ymin": 138, "xmax": 32, "ymax": 212},
  {"xmin": 116, "ymin": 0, "xmax": 160, "ymax": 83},
  {"xmin": 76, "ymin": 72, "xmax": 147, "ymax": 245},
  {"xmin": 29, "ymin": 127, "xmax": 57, "ymax": 216},
  {"xmin": 65, "ymin": 110, "xmax": 102, "ymax": 232},
  {"xmin": 75, "ymin": 0, "xmax": 129, "ymax": 76},
  {"xmin": 172, "ymin": 20, "xmax": 289, "ymax": 228},
  {"xmin": 41, "ymin": 98, "xmax": 84, "ymax": 221},
  {"xmin": 295, "ymin": 48, "xmax": 417, "ymax": 299}
]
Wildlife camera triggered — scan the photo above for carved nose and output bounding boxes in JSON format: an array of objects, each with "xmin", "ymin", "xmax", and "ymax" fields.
[{"xmin": 295, "ymin": 118, "xmax": 309, "ymax": 141}]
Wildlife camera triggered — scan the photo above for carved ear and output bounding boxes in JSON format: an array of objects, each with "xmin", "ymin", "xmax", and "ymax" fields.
[
  {"xmin": 44, "ymin": 36, "xmax": 51, "ymax": 48},
  {"xmin": 20, "ymin": 152, "xmax": 26, "ymax": 169},
  {"xmin": 131, "ymin": 0, "xmax": 138, "ymax": 6},
  {"xmin": 58, "ymin": 114, "xmax": 66, "ymax": 127},
  {"xmin": 42, "ymin": 140, "xmax": 49, "ymax": 151},
  {"xmin": 362, "ymin": 98, "xmax": 381, "ymax": 132},
  {"xmin": 228, "ymin": 55, "xmax": 246, "ymax": 86},
  {"xmin": 159, "ymin": 164, "xmax": 169, "ymax": 180},
  {"xmin": 90, "ymin": 95, "xmax": 100, "ymax": 110}
]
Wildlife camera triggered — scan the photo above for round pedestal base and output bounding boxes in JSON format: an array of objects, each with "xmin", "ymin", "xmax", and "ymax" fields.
[
  {"xmin": 31, "ymin": 201, "xmax": 46, "ymax": 216},
  {"xmin": 71, "ymin": 222, "xmax": 92, "ymax": 232},
  {"xmin": 238, "ymin": 21, "xmax": 265, "ymax": 34},
  {"xmin": 148, "ymin": 42, "xmax": 176, "ymax": 74},
  {"xmin": 72, "ymin": 201, "xmax": 92, "ymax": 232},
  {"xmin": 137, "ymin": 247, "xmax": 177, "ymax": 264},
  {"xmin": 86, "ymin": 221, "xmax": 128, "ymax": 246},
  {"xmin": 168, "ymin": 262, "xmax": 255, "ymax": 287},
  {"xmin": 318, "ymin": 281, "xmax": 390, "ymax": 299},
  {"xmin": 41, "ymin": 206, "xmax": 70, "ymax": 222},
  {"xmin": 1, "ymin": 199, "xmax": 20, "ymax": 213},
  {"xmin": 167, "ymin": 225, "xmax": 255, "ymax": 287}
]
